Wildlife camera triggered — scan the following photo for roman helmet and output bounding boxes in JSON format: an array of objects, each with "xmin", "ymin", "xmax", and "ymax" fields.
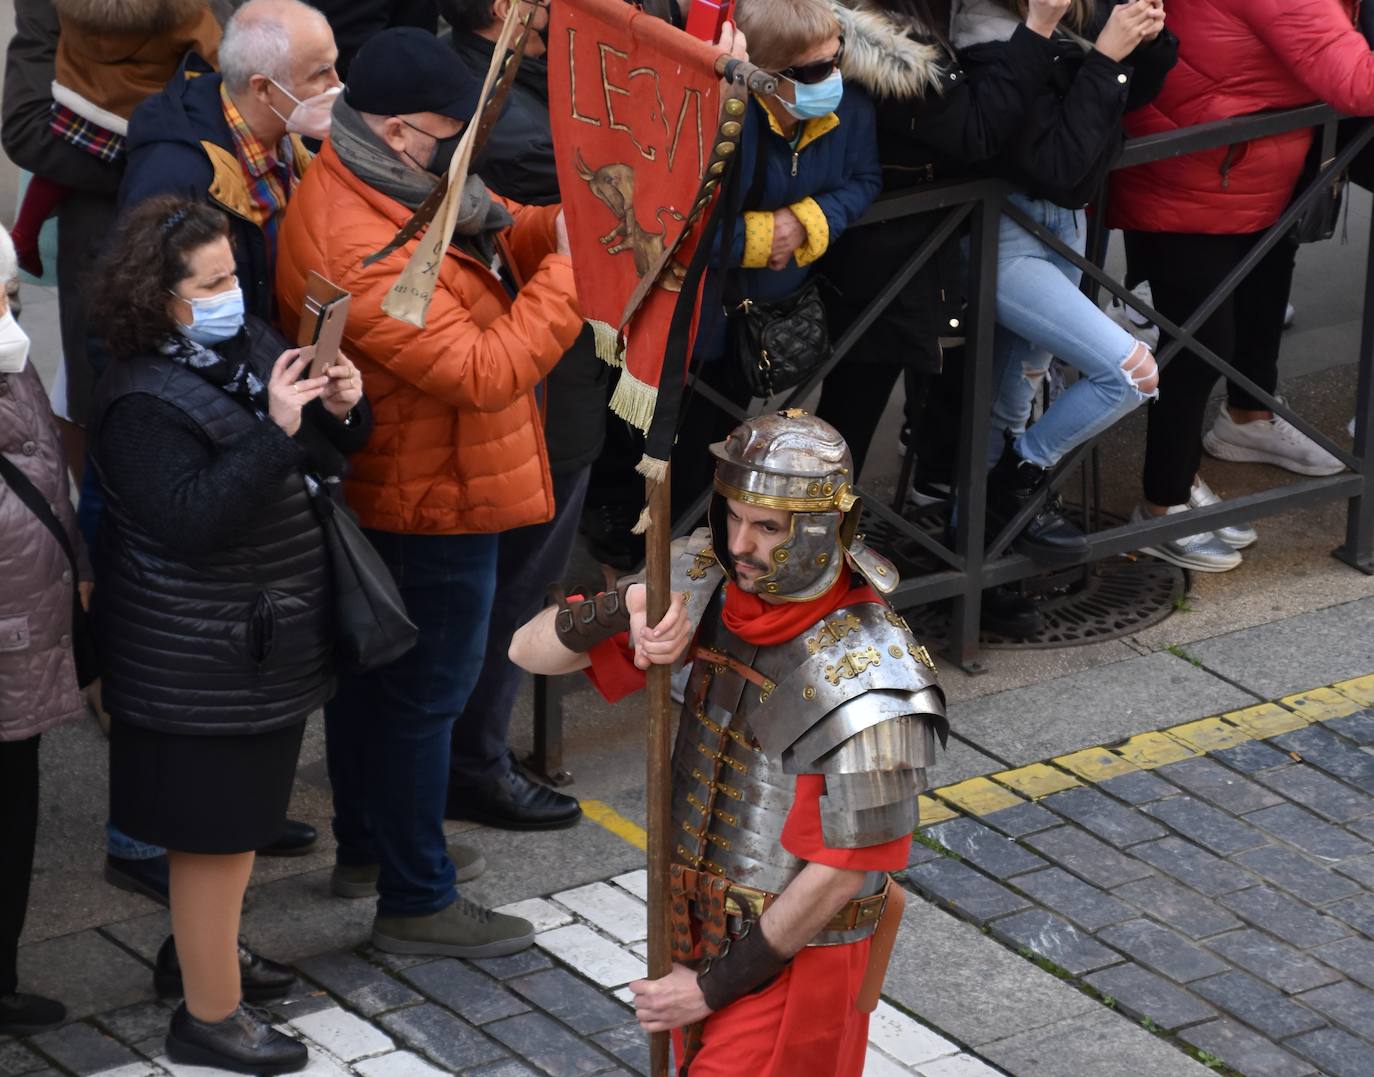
[{"xmin": 708, "ymin": 410, "xmax": 899, "ymax": 601}]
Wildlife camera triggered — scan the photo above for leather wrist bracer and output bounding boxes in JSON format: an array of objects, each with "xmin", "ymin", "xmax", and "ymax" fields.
[
  {"xmin": 549, "ymin": 568, "xmax": 635, "ymax": 653},
  {"xmin": 696, "ymin": 920, "xmax": 791, "ymax": 1012}
]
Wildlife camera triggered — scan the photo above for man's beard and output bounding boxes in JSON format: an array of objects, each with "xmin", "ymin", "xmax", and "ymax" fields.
[{"xmin": 732, "ymin": 555, "xmax": 768, "ymax": 592}]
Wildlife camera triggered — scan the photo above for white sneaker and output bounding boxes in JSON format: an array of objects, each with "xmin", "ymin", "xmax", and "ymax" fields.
[
  {"xmin": 1189, "ymin": 477, "xmax": 1257, "ymax": 550},
  {"xmin": 1106, "ymin": 280, "xmax": 1161, "ymax": 350},
  {"xmin": 1284, "ymin": 302, "xmax": 1295, "ymax": 329},
  {"xmin": 1202, "ymin": 400, "xmax": 1344, "ymax": 476},
  {"xmin": 1132, "ymin": 504, "xmax": 1243, "ymax": 573}
]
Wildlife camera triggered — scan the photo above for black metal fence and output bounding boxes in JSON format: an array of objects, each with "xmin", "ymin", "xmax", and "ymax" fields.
[{"xmin": 528, "ymin": 105, "xmax": 1374, "ymax": 781}]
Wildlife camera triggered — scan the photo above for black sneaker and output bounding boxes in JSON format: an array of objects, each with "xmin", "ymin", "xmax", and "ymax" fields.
[
  {"xmin": 154, "ymin": 936, "xmax": 296, "ymax": 1003},
  {"xmin": 0, "ymin": 993, "xmax": 65, "ymax": 1036},
  {"xmin": 986, "ymin": 435, "xmax": 1088, "ymax": 566},
  {"xmin": 166, "ymin": 1003, "xmax": 307, "ymax": 1075},
  {"xmin": 980, "ymin": 585, "xmax": 1044, "ymax": 639}
]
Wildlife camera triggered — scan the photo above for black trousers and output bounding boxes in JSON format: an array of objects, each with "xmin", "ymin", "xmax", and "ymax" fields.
[
  {"xmin": 1123, "ymin": 230, "xmax": 1298, "ymax": 507},
  {"xmin": 448, "ymin": 466, "xmax": 591, "ymax": 782},
  {"xmin": 0, "ymin": 735, "xmax": 41, "ymax": 996}
]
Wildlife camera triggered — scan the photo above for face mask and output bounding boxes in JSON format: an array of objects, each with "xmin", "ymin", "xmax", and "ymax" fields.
[
  {"xmin": 269, "ymin": 80, "xmax": 342, "ymax": 140},
  {"xmin": 0, "ymin": 310, "xmax": 30, "ymax": 373},
  {"xmin": 779, "ymin": 70, "xmax": 844, "ymax": 121},
  {"xmin": 173, "ymin": 285, "xmax": 246, "ymax": 346}
]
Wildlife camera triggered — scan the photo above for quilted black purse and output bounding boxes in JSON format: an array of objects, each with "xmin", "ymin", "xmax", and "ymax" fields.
[{"xmin": 730, "ymin": 280, "xmax": 831, "ymax": 398}]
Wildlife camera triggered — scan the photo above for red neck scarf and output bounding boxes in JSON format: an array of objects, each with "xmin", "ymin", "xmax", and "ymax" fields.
[{"xmin": 720, "ymin": 565, "xmax": 881, "ymax": 646}]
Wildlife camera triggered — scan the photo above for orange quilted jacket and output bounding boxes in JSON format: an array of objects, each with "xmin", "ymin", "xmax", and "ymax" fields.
[{"xmin": 276, "ymin": 141, "xmax": 583, "ymax": 534}]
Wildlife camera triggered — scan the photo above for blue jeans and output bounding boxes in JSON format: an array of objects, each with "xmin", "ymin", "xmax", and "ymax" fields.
[
  {"xmin": 450, "ymin": 467, "xmax": 590, "ymax": 782},
  {"xmin": 326, "ymin": 531, "xmax": 499, "ymax": 918},
  {"xmin": 986, "ymin": 193, "xmax": 1151, "ymax": 471}
]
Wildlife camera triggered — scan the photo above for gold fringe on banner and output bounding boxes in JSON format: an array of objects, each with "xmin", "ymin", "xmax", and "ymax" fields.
[
  {"xmin": 590, "ymin": 320, "xmax": 624, "ymax": 366},
  {"xmin": 635, "ymin": 455, "xmax": 669, "ymax": 482},
  {"xmin": 608, "ymin": 366, "xmax": 659, "ymax": 430}
]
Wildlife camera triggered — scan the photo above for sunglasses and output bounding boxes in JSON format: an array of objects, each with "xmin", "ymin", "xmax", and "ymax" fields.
[{"xmin": 779, "ymin": 35, "xmax": 845, "ymax": 85}]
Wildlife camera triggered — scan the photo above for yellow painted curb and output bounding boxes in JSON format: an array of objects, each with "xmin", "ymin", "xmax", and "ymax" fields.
[
  {"xmin": 918, "ymin": 794, "xmax": 958, "ymax": 827},
  {"xmin": 1169, "ymin": 717, "xmax": 1252, "ymax": 753},
  {"xmin": 935, "ymin": 777, "xmax": 1023, "ymax": 816},
  {"xmin": 1223, "ymin": 702, "xmax": 1309, "ymax": 739},
  {"xmin": 1054, "ymin": 746, "xmax": 1139, "ymax": 781},
  {"xmin": 1114, "ymin": 731, "xmax": 1199, "ymax": 769},
  {"xmin": 993, "ymin": 763, "xmax": 1080, "ymax": 799},
  {"xmin": 581, "ymin": 799, "xmax": 648, "ymax": 851},
  {"xmin": 1333, "ymin": 674, "xmax": 1374, "ymax": 708},
  {"xmin": 1281, "ymin": 687, "xmax": 1363, "ymax": 723}
]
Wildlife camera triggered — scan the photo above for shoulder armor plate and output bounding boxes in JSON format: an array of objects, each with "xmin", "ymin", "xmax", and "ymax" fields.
[
  {"xmin": 747, "ymin": 601, "xmax": 946, "ymax": 761},
  {"xmin": 670, "ymin": 527, "xmax": 726, "ymax": 637}
]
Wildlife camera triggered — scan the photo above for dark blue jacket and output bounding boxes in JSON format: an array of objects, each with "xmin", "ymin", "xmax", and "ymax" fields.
[
  {"xmin": 120, "ymin": 54, "xmax": 311, "ymax": 324},
  {"xmin": 699, "ymin": 86, "xmax": 881, "ymax": 361}
]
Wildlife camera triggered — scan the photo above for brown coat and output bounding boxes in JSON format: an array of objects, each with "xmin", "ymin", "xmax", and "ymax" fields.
[
  {"xmin": 53, "ymin": 0, "xmax": 221, "ymax": 128},
  {"xmin": 0, "ymin": 363, "xmax": 88, "ymax": 742}
]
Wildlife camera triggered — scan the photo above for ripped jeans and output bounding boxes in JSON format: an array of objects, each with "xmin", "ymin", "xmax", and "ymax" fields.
[{"xmin": 986, "ymin": 193, "xmax": 1155, "ymax": 471}]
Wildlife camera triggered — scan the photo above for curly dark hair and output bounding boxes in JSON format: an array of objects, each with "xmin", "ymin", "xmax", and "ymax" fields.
[{"xmin": 88, "ymin": 196, "xmax": 232, "ymax": 359}]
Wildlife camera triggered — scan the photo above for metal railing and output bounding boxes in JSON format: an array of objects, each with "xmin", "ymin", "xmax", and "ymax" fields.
[{"xmin": 527, "ymin": 105, "xmax": 1374, "ymax": 779}]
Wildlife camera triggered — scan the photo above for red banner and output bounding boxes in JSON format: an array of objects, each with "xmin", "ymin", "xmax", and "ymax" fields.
[{"xmin": 548, "ymin": 0, "xmax": 731, "ymax": 449}]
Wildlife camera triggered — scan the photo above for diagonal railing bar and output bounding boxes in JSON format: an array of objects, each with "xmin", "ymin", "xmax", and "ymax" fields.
[
  {"xmin": 782, "ymin": 202, "xmax": 975, "ymax": 408},
  {"xmin": 998, "ymin": 120, "xmax": 1374, "ymax": 472}
]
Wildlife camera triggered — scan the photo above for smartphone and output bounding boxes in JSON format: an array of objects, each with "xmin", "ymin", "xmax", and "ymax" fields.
[{"xmin": 296, "ymin": 271, "xmax": 351, "ymax": 380}]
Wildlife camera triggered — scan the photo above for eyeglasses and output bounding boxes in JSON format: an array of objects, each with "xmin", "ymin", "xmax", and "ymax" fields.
[{"xmin": 779, "ymin": 35, "xmax": 845, "ymax": 85}]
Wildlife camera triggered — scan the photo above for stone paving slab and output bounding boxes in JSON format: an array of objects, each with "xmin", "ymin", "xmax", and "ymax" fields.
[
  {"xmin": 946, "ymin": 651, "xmax": 1255, "ymax": 768},
  {"xmin": 1186, "ymin": 598, "xmax": 1374, "ymax": 699},
  {"xmin": 905, "ymin": 673, "xmax": 1374, "ymax": 1077},
  {"xmin": 10, "ymin": 873, "xmax": 999, "ymax": 1077}
]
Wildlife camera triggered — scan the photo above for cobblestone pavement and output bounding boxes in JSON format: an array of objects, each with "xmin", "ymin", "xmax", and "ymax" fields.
[
  {"xmin": 907, "ymin": 674, "xmax": 1374, "ymax": 1077},
  {"xmin": 0, "ymin": 870, "xmax": 1000, "ymax": 1077}
]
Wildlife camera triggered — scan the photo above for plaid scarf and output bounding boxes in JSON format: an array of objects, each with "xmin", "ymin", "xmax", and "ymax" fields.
[
  {"xmin": 49, "ymin": 102, "xmax": 126, "ymax": 163},
  {"xmin": 220, "ymin": 84, "xmax": 295, "ymax": 267}
]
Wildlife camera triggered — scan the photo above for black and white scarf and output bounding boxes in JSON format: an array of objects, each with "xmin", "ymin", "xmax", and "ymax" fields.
[{"xmin": 159, "ymin": 329, "xmax": 270, "ymax": 420}]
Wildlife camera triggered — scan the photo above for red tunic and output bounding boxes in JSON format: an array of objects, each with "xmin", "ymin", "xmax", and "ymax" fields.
[{"xmin": 584, "ymin": 571, "xmax": 912, "ymax": 1076}]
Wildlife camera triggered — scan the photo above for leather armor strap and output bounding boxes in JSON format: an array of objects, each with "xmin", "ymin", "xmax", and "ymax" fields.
[
  {"xmin": 692, "ymin": 646, "xmax": 776, "ymax": 701},
  {"xmin": 549, "ymin": 568, "xmax": 633, "ymax": 653},
  {"xmin": 856, "ymin": 876, "xmax": 906, "ymax": 1013}
]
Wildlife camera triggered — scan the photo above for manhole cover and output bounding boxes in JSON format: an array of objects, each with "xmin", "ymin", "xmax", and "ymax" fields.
[{"xmin": 864, "ymin": 506, "xmax": 1185, "ymax": 649}]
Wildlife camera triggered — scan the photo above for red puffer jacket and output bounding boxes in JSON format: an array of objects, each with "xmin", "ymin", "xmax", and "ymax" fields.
[{"xmin": 1110, "ymin": 0, "xmax": 1374, "ymax": 235}]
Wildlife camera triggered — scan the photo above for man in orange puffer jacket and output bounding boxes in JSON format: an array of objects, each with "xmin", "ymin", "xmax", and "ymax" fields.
[{"xmin": 276, "ymin": 27, "xmax": 583, "ymax": 958}]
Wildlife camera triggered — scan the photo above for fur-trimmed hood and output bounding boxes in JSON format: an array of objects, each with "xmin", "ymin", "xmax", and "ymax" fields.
[
  {"xmin": 52, "ymin": 0, "xmax": 209, "ymax": 33},
  {"xmin": 833, "ymin": 1, "xmax": 946, "ymax": 101}
]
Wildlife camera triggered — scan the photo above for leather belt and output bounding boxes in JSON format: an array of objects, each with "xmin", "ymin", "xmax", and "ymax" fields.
[
  {"xmin": 693, "ymin": 646, "xmax": 777, "ymax": 702},
  {"xmin": 672, "ymin": 866, "xmax": 887, "ymax": 936}
]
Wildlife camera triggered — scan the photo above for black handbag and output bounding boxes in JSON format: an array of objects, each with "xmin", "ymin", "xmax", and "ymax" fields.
[
  {"xmin": 0, "ymin": 452, "xmax": 99, "ymax": 687},
  {"xmin": 1289, "ymin": 120, "xmax": 1347, "ymax": 245},
  {"xmin": 310, "ymin": 484, "xmax": 418, "ymax": 673},
  {"xmin": 730, "ymin": 280, "xmax": 832, "ymax": 398}
]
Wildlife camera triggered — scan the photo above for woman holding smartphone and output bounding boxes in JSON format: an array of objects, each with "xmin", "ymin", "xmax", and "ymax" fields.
[{"xmin": 88, "ymin": 196, "xmax": 370, "ymax": 1074}]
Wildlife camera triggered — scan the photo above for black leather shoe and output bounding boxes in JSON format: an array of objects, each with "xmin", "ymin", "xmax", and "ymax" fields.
[
  {"xmin": 154, "ymin": 936, "xmax": 296, "ymax": 1003},
  {"xmin": 166, "ymin": 1002, "xmax": 307, "ymax": 1075},
  {"xmin": 446, "ymin": 768, "xmax": 582, "ymax": 831},
  {"xmin": 981, "ymin": 585, "xmax": 1044, "ymax": 639},
  {"xmin": 104, "ymin": 853, "xmax": 170, "ymax": 907},
  {"xmin": 0, "ymin": 992, "xmax": 66, "ymax": 1035},
  {"xmin": 986, "ymin": 434, "xmax": 1088, "ymax": 566},
  {"xmin": 257, "ymin": 819, "xmax": 318, "ymax": 857}
]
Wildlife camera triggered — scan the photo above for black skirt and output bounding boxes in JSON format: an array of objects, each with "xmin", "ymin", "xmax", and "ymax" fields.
[{"xmin": 109, "ymin": 719, "xmax": 306, "ymax": 854}]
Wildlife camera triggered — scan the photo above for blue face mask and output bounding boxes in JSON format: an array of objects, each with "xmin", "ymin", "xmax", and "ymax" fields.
[
  {"xmin": 174, "ymin": 284, "xmax": 246, "ymax": 346},
  {"xmin": 780, "ymin": 70, "xmax": 843, "ymax": 121}
]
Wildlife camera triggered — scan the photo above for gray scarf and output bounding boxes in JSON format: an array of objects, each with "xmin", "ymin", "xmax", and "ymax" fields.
[{"xmin": 329, "ymin": 95, "xmax": 513, "ymax": 239}]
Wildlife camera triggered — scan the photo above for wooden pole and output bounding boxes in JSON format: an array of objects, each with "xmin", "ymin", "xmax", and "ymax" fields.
[{"xmin": 643, "ymin": 467, "xmax": 675, "ymax": 1077}]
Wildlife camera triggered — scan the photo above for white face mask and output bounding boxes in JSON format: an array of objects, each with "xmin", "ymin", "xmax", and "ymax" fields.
[
  {"xmin": 269, "ymin": 80, "xmax": 342, "ymax": 141},
  {"xmin": 0, "ymin": 309, "xmax": 30, "ymax": 374}
]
